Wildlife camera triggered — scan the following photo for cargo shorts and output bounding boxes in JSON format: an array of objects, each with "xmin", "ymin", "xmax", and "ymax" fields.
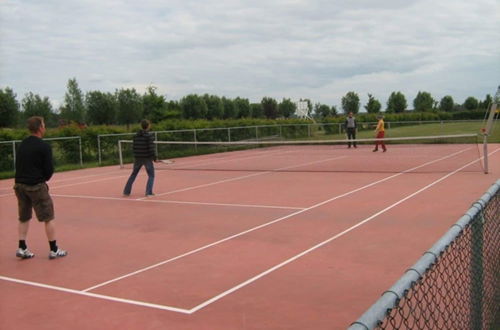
[{"xmin": 13, "ymin": 183, "xmax": 54, "ymax": 222}]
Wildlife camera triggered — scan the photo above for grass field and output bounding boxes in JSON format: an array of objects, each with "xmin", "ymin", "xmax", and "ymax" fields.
[{"xmin": 324, "ymin": 122, "xmax": 500, "ymax": 141}]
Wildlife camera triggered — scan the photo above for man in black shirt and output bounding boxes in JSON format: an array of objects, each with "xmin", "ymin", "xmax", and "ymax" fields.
[
  {"xmin": 14, "ymin": 116, "xmax": 67, "ymax": 259},
  {"xmin": 123, "ymin": 119, "xmax": 157, "ymax": 197}
]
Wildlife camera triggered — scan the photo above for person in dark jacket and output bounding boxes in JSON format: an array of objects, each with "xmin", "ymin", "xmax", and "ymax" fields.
[
  {"xmin": 14, "ymin": 116, "xmax": 67, "ymax": 259},
  {"xmin": 344, "ymin": 112, "xmax": 357, "ymax": 148},
  {"xmin": 123, "ymin": 119, "xmax": 157, "ymax": 197}
]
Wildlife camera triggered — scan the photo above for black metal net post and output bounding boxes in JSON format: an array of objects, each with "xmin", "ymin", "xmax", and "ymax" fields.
[{"xmin": 349, "ymin": 180, "xmax": 500, "ymax": 330}]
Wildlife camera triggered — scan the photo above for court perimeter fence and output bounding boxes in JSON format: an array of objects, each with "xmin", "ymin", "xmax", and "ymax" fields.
[
  {"xmin": 0, "ymin": 120, "xmax": 490, "ymax": 173},
  {"xmin": 97, "ymin": 120, "xmax": 487, "ymax": 165},
  {"xmin": 0, "ymin": 136, "xmax": 83, "ymax": 172},
  {"xmin": 349, "ymin": 179, "xmax": 500, "ymax": 330}
]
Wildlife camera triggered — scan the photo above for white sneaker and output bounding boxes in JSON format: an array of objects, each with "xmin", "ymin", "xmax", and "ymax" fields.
[
  {"xmin": 16, "ymin": 248, "xmax": 34, "ymax": 259},
  {"xmin": 49, "ymin": 249, "xmax": 68, "ymax": 259}
]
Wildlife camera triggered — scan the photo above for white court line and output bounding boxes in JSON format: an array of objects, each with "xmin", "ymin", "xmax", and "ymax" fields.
[
  {"xmin": 189, "ymin": 148, "xmax": 500, "ymax": 313},
  {"xmin": 2, "ymin": 147, "xmax": 494, "ymax": 314},
  {"xmin": 0, "ymin": 276, "xmax": 191, "ymax": 314},
  {"xmin": 0, "ymin": 145, "xmax": 297, "ymax": 198},
  {"xmin": 0, "ymin": 174, "xmax": 130, "ymax": 198},
  {"xmin": 51, "ymin": 193, "xmax": 305, "ymax": 210},
  {"xmin": 81, "ymin": 148, "xmax": 469, "ymax": 292},
  {"xmin": 137, "ymin": 155, "xmax": 348, "ymax": 200}
]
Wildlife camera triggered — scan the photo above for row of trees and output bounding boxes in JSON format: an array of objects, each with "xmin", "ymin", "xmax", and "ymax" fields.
[{"xmin": 0, "ymin": 78, "xmax": 495, "ymax": 128}]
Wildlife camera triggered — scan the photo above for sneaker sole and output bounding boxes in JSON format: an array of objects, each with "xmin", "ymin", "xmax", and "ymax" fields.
[
  {"xmin": 16, "ymin": 253, "xmax": 34, "ymax": 259},
  {"xmin": 49, "ymin": 252, "xmax": 68, "ymax": 259}
]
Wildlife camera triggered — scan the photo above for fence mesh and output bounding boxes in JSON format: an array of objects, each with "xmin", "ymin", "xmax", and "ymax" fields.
[{"xmin": 350, "ymin": 180, "xmax": 500, "ymax": 330}]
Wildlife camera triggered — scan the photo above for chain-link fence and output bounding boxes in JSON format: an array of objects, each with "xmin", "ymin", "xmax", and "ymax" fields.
[{"xmin": 349, "ymin": 179, "xmax": 500, "ymax": 330}]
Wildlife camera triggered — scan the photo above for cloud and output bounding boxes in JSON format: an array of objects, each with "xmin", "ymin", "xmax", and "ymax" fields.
[{"xmin": 1, "ymin": 0, "xmax": 498, "ymax": 109}]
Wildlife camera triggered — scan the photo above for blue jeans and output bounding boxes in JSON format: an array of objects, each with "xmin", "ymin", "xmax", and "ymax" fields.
[{"xmin": 123, "ymin": 159, "xmax": 155, "ymax": 195}]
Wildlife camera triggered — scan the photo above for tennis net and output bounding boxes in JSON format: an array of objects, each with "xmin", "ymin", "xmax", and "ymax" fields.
[{"xmin": 118, "ymin": 133, "xmax": 484, "ymax": 174}]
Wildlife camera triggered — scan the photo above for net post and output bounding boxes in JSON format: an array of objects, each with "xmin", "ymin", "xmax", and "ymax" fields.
[
  {"xmin": 483, "ymin": 134, "xmax": 488, "ymax": 174},
  {"xmin": 118, "ymin": 140, "xmax": 124, "ymax": 169}
]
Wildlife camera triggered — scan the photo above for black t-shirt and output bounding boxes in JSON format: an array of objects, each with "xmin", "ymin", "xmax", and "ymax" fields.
[{"xmin": 15, "ymin": 136, "xmax": 54, "ymax": 185}]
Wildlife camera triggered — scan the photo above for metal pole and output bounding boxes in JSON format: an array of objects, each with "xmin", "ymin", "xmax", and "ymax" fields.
[
  {"xmin": 118, "ymin": 140, "xmax": 123, "ymax": 169},
  {"xmin": 12, "ymin": 141, "xmax": 16, "ymax": 170},
  {"xmin": 470, "ymin": 211, "xmax": 484, "ymax": 330},
  {"xmin": 97, "ymin": 136, "xmax": 101, "ymax": 165},
  {"xmin": 194, "ymin": 129, "xmax": 197, "ymax": 152},
  {"xmin": 483, "ymin": 134, "xmax": 488, "ymax": 174},
  {"xmin": 228, "ymin": 128, "xmax": 231, "ymax": 142},
  {"xmin": 79, "ymin": 137, "xmax": 83, "ymax": 166}
]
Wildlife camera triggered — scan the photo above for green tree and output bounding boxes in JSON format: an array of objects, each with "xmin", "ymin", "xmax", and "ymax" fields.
[
  {"xmin": 234, "ymin": 97, "xmax": 251, "ymax": 118},
  {"xmin": 364, "ymin": 94, "xmax": 381, "ymax": 113},
  {"xmin": 116, "ymin": 88, "xmax": 143, "ymax": 129},
  {"xmin": 279, "ymin": 98, "xmax": 296, "ymax": 118},
  {"xmin": 0, "ymin": 87, "xmax": 19, "ymax": 127},
  {"xmin": 261, "ymin": 97, "xmax": 278, "ymax": 119},
  {"xmin": 143, "ymin": 86, "xmax": 166, "ymax": 122},
  {"xmin": 314, "ymin": 103, "xmax": 332, "ymax": 119},
  {"xmin": 250, "ymin": 103, "xmax": 264, "ymax": 118},
  {"xmin": 203, "ymin": 94, "xmax": 224, "ymax": 120},
  {"xmin": 386, "ymin": 91, "xmax": 407, "ymax": 113},
  {"xmin": 21, "ymin": 92, "xmax": 54, "ymax": 125},
  {"xmin": 85, "ymin": 91, "xmax": 116, "ymax": 125},
  {"xmin": 479, "ymin": 94, "xmax": 493, "ymax": 110},
  {"xmin": 164, "ymin": 100, "xmax": 182, "ymax": 119},
  {"xmin": 463, "ymin": 97, "xmax": 479, "ymax": 110},
  {"xmin": 439, "ymin": 96, "xmax": 454, "ymax": 112},
  {"xmin": 341, "ymin": 91, "xmax": 360, "ymax": 114},
  {"xmin": 413, "ymin": 91, "xmax": 435, "ymax": 112},
  {"xmin": 180, "ymin": 94, "xmax": 207, "ymax": 120},
  {"xmin": 60, "ymin": 78, "xmax": 86, "ymax": 123},
  {"xmin": 222, "ymin": 97, "xmax": 236, "ymax": 119},
  {"xmin": 330, "ymin": 105, "xmax": 338, "ymax": 116}
]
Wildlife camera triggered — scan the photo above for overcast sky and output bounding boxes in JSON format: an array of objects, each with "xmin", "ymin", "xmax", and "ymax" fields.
[{"xmin": 1, "ymin": 0, "xmax": 499, "ymax": 111}]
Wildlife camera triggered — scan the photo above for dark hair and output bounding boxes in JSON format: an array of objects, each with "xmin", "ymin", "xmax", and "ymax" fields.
[
  {"xmin": 140, "ymin": 119, "xmax": 150, "ymax": 130},
  {"xmin": 27, "ymin": 116, "xmax": 45, "ymax": 133}
]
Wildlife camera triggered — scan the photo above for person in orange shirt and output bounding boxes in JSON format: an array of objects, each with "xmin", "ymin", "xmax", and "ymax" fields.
[{"xmin": 373, "ymin": 114, "xmax": 387, "ymax": 152}]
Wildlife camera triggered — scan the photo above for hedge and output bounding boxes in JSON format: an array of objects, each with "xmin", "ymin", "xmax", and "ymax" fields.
[{"xmin": 0, "ymin": 110, "xmax": 490, "ymax": 174}]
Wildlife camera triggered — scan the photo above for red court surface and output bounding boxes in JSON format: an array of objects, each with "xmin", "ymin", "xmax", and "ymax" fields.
[{"xmin": 1, "ymin": 143, "xmax": 499, "ymax": 330}]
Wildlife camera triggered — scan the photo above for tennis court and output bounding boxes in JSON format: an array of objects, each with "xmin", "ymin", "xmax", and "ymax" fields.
[{"xmin": 1, "ymin": 139, "xmax": 499, "ymax": 330}]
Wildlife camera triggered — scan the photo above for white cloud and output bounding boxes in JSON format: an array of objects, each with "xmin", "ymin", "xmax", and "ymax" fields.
[{"xmin": 0, "ymin": 0, "xmax": 498, "ymax": 110}]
